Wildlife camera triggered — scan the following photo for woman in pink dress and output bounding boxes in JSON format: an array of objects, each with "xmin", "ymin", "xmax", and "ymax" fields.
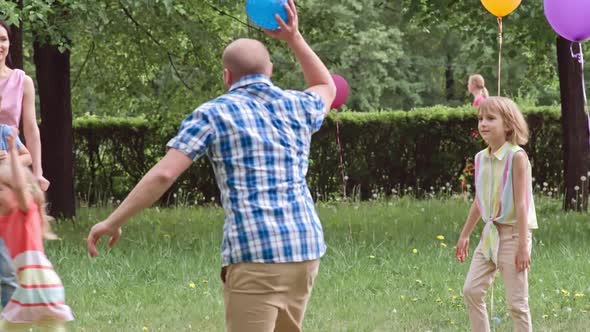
[
  {"xmin": 0, "ymin": 134, "xmax": 73, "ymax": 331},
  {"xmin": 467, "ymin": 74, "xmax": 489, "ymax": 107},
  {"xmin": 0, "ymin": 20, "xmax": 49, "ymax": 190}
]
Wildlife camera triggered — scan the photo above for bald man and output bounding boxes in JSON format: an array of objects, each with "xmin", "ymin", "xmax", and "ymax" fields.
[{"xmin": 87, "ymin": 1, "xmax": 335, "ymax": 331}]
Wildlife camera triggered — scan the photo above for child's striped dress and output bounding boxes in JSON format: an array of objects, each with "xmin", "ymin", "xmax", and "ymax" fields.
[{"xmin": 0, "ymin": 202, "xmax": 73, "ymax": 323}]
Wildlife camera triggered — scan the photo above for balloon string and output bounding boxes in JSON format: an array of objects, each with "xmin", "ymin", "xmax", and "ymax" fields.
[
  {"xmin": 571, "ymin": 42, "xmax": 590, "ymax": 156},
  {"xmin": 571, "ymin": 42, "xmax": 587, "ymax": 105},
  {"xmin": 491, "ymin": 18, "xmax": 502, "ymax": 323},
  {"xmin": 334, "ymin": 111, "xmax": 347, "ymax": 198},
  {"xmin": 497, "ymin": 17, "xmax": 503, "ymax": 96}
]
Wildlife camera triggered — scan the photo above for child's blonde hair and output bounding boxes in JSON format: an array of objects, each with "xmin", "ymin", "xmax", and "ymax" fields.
[
  {"xmin": 478, "ymin": 96, "xmax": 529, "ymax": 145},
  {"xmin": 0, "ymin": 164, "xmax": 57, "ymax": 240},
  {"xmin": 468, "ymin": 74, "xmax": 489, "ymax": 97}
]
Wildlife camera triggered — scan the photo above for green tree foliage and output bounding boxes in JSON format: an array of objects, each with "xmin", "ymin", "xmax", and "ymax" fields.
[{"xmin": 1, "ymin": 0, "xmax": 565, "ymax": 117}]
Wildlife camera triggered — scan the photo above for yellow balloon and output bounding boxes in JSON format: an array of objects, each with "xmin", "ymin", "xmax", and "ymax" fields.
[{"xmin": 480, "ymin": 0, "xmax": 521, "ymax": 17}]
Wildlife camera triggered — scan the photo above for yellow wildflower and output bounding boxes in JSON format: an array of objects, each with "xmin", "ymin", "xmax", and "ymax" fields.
[{"xmin": 436, "ymin": 235, "xmax": 445, "ymax": 240}]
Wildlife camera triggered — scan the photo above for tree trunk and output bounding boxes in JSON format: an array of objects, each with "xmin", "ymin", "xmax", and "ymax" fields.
[
  {"xmin": 556, "ymin": 36, "xmax": 590, "ymax": 211},
  {"xmin": 445, "ymin": 53, "xmax": 454, "ymax": 101},
  {"xmin": 8, "ymin": 0, "xmax": 23, "ymax": 69},
  {"xmin": 33, "ymin": 40, "xmax": 75, "ymax": 218}
]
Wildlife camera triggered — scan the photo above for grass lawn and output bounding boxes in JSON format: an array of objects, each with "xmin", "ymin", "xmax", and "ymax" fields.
[{"xmin": 42, "ymin": 196, "xmax": 590, "ymax": 331}]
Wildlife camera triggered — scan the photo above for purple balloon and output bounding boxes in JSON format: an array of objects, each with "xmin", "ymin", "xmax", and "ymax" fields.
[
  {"xmin": 544, "ymin": 0, "xmax": 590, "ymax": 42},
  {"xmin": 331, "ymin": 74, "xmax": 349, "ymax": 109}
]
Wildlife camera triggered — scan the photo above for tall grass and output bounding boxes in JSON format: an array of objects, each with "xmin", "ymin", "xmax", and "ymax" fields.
[{"xmin": 42, "ymin": 197, "xmax": 590, "ymax": 331}]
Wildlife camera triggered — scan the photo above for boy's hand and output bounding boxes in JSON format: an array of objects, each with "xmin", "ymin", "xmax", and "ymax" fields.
[
  {"xmin": 455, "ymin": 236, "xmax": 470, "ymax": 263},
  {"xmin": 263, "ymin": 0, "xmax": 300, "ymax": 43},
  {"xmin": 515, "ymin": 245, "xmax": 531, "ymax": 272}
]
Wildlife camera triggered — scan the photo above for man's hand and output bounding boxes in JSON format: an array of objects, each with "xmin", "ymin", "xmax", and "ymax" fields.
[
  {"xmin": 263, "ymin": 0, "xmax": 300, "ymax": 43},
  {"xmin": 87, "ymin": 220, "xmax": 123, "ymax": 257}
]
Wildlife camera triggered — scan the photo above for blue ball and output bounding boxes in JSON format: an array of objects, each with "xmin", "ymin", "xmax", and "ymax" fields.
[{"xmin": 246, "ymin": 0, "xmax": 288, "ymax": 30}]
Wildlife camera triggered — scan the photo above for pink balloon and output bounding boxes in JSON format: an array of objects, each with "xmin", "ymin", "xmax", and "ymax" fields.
[{"xmin": 331, "ymin": 74, "xmax": 349, "ymax": 109}]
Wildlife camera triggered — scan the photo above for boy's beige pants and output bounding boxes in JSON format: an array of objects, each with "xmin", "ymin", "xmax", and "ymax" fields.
[
  {"xmin": 463, "ymin": 224, "xmax": 533, "ymax": 332},
  {"xmin": 221, "ymin": 259, "xmax": 320, "ymax": 332}
]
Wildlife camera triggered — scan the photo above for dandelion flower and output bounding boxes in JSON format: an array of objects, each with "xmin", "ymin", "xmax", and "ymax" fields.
[
  {"xmin": 412, "ymin": 248, "xmax": 418, "ymax": 254},
  {"xmin": 575, "ymin": 293, "xmax": 585, "ymax": 298},
  {"xmin": 440, "ymin": 243, "xmax": 448, "ymax": 248},
  {"xmin": 143, "ymin": 327, "xmax": 149, "ymax": 332},
  {"xmin": 189, "ymin": 282, "xmax": 196, "ymax": 289},
  {"xmin": 436, "ymin": 235, "xmax": 445, "ymax": 240}
]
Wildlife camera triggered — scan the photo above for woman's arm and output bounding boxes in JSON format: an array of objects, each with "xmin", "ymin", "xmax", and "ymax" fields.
[{"xmin": 21, "ymin": 75, "xmax": 42, "ymax": 178}]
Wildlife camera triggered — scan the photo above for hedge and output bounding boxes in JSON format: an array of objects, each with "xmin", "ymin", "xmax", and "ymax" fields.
[{"xmin": 73, "ymin": 105, "xmax": 562, "ymax": 204}]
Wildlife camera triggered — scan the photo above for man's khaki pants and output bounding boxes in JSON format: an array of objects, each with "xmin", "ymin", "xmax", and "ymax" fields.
[
  {"xmin": 463, "ymin": 225, "xmax": 533, "ymax": 332},
  {"xmin": 222, "ymin": 260, "xmax": 320, "ymax": 332}
]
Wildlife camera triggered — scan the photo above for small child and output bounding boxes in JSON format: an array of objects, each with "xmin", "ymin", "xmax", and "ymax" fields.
[
  {"xmin": 456, "ymin": 97, "xmax": 538, "ymax": 332},
  {"xmin": 0, "ymin": 125, "xmax": 33, "ymax": 309},
  {"xmin": 0, "ymin": 124, "xmax": 32, "ymax": 166},
  {"xmin": 0, "ymin": 134, "xmax": 72, "ymax": 331},
  {"xmin": 468, "ymin": 74, "xmax": 489, "ymax": 107}
]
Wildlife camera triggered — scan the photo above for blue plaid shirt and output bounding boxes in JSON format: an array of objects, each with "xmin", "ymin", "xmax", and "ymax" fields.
[{"xmin": 167, "ymin": 74, "xmax": 327, "ymax": 266}]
